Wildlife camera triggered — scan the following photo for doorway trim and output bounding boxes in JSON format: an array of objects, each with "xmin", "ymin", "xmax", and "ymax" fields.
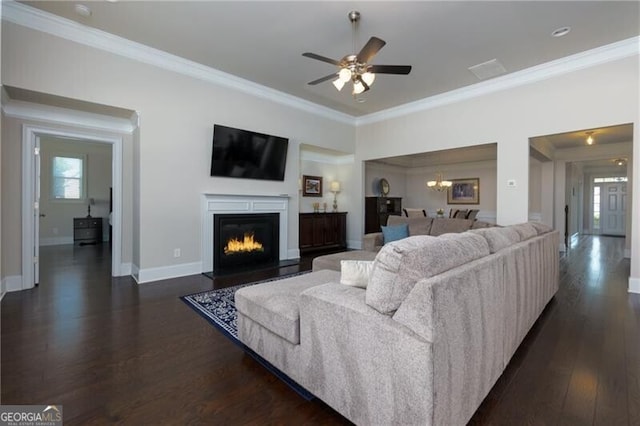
[{"xmin": 22, "ymin": 124, "xmax": 124, "ymax": 289}]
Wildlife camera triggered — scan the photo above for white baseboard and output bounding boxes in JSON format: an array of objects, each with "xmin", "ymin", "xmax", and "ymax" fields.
[
  {"xmin": 528, "ymin": 212, "xmax": 542, "ymax": 222},
  {"xmin": 39, "ymin": 236, "xmax": 74, "ymax": 246},
  {"xmin": 347, "ymin": 239, "xmax": 363, "ymax": 250},
  {"xmin": 136, "ymin": 261, "xmax": 202, "ymax": 284},
  {"xmin": 287, "ymin": 249, "xmax": 300, "ymax": 260},
  {"xmin": 119, "ymin": 263, "xmax": 132, "ymax": 276},
  {"xmin": 629, "ymin": 277, "xmax": 640, "ymax": 294},
  {"xmin": 131, "ymin": 263, "xmax": 140, "ymax": 283},
  {"xmin": 2, "ymin": 276, "xmax": 24, "ymax": 292}
]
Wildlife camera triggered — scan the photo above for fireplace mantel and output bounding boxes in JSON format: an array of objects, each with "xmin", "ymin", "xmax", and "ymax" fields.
[{"xmin": 201, "ymin": 194, "xmax": 289, "ymax": 273}]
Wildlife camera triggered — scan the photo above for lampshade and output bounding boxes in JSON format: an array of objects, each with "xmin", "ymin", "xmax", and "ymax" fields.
[
  {"xmin": 338, "ymin": 68, "xmax": 352, "ymax": 82},
  {"xmin": 330, "ymin": 181, "xmax": 341, "ymax": 192},
  {"xmin": 362, "ymin": 72, "xmax": 375, "ymax": 86},
  {"xmin": 332, "ymin": 78, "xmax": 346, "ymax": 91},
  {"xmin": 426, "ymin": 173, "xmax": 452, "ymax": 192},
  {"xmin": 352, "ymin": 81, "xmax": 365, "ymax": 95}
]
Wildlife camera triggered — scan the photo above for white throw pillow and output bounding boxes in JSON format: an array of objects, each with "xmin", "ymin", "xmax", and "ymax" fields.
[{"xmin": 340, "ymin": 260, "xmax": 374, "ymax": 289}]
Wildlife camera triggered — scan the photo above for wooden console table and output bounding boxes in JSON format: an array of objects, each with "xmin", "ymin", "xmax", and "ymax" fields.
[{"xmin": 299, "ymin": 212, "xmax": 347, "ymax": 254}]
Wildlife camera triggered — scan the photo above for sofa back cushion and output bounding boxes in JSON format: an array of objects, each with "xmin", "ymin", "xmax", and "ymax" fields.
[
  {"xmin": 386, "ymin": 215, "xmax": 433, "ymax": 236},
  {"xmin": 429, "ymin": 218, "xmax": 474, "ymax": 236},
  {"xmin": 528, "ymin": 221, "xmax": 553, "ymax": 235},
  {"xmin": 470, "ymin": 227, "xmax": 521, "ymax": 253},
  {"xmin": 366, "ymin": 233, "xmax": 490, "ymax": 314},
  {"xmin": 511, "ymin": 223, "xmax": 538, "ymax": 241}
]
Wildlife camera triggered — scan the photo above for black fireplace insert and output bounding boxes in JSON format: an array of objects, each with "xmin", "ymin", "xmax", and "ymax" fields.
[{"xmin": 213, "ymin": 213, "xmax": 279, "ymax": 273}]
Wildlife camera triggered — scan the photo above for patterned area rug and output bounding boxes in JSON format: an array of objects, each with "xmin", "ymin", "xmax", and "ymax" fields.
[{"xmin": 180, "ymin": 271, "xmax": 314, "ymax": 400}]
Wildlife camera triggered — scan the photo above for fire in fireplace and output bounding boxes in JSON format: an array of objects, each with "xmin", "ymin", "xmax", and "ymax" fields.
[
  {"xmin": 213, "ymin": 213, "xmax": 279, "ymax": 272},
  {"xmin": 224, "ymin": 233, "xmax": 264, "ymax": 255}
]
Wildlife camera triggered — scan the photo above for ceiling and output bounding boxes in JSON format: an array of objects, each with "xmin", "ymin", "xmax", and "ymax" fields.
[{"xmin": 18, "ymin": 1, "xmax": 640, "ymax": 117}]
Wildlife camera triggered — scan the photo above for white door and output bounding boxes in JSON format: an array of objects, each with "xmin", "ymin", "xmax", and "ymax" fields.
[
  {"xmin": 600, "ymin": 182, "xmax": 626, "ymax": 236},
  {"xmin": 34, "ymin": 137, "xmax": 41, "ymax": 284}
]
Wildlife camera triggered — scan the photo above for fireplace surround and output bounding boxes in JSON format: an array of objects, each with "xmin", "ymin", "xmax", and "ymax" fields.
[{"xmin": 202, "ymin": 194, "xmax": 290, "ymax": 273}]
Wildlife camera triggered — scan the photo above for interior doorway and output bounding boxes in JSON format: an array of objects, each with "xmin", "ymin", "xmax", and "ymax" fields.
[{"xmin": 22, "ymin": 125, "xmax": 124, "ymax": 289}]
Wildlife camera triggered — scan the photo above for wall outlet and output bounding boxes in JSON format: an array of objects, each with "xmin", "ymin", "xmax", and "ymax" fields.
[
  {"xmin": 507, "ymin": 179, "xmax": 517, "ymax": 188},
  {"xmin": 52, "ymin": 227, "xmax": 59, "ymax": 235},
  {"xmin": 173, "ymin": 248, "xmax": 181, "ymax": 258}
]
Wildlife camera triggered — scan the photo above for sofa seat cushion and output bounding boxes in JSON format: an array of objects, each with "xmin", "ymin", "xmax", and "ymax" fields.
[
  {"xmin": 366, "ymin": 233, "xmax": 490, "ymax": 314},
  {"xmin": 235, "ymin": 269, "xmax": 340, "ymax": 345},
  {"xmin": 312, "ymin": 250, "xmax": 378, "ymax": 272},
  {"xmin": 429, "ymin": 218, "xmax": 474, "ymax": 236}
]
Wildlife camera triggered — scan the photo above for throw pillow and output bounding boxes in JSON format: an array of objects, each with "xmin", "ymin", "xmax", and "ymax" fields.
[
  {"xmin": 381, "ymin": 223, "xmax": 409, "ymax": 244},
  {"xmin": 340, "ymin": 260, "xmax": 374, "ymax": 289}
]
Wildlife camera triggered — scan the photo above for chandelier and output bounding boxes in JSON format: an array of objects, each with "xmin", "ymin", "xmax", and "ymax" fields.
[{"xmin": 427, "ymin": 173, "xmax": 452, "ymax": 192}]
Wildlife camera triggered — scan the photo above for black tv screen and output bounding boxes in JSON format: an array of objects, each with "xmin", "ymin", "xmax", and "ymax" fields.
[{"xmin": 210, "ymin": 124, "xmax": 289, "ymax": 181}]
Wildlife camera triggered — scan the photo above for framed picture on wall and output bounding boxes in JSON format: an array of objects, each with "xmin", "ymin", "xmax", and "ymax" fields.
[
  {"xmin": 448, "ymin": 178, "xmax": 480, "ymax": 204},
  {"xmin": 302, "ymin": 175, "xmax": 323, "ymax": 197}
]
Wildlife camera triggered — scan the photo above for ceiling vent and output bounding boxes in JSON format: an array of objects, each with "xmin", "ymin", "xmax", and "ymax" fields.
[{"xmin": 468, "ymin": 59, "xmax": 507, "ymax": 80}]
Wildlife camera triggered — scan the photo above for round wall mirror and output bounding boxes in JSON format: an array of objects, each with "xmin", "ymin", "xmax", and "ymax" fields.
[{"xmin": 379, "ymin": 178, "xmax": 390, "ymax": 196}]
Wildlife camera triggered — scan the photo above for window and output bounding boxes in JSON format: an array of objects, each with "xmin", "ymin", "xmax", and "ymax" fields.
[
  {"xmin": 52, "ymin": 155, "xmax": 85, "ymax": 200},
  {"xmin": 593, "ymin": 186, "xmax": 600, "ymax": 229},
  {"xmin": 593, "ymin": 176, "xmax": 627, "ymax": 183}
]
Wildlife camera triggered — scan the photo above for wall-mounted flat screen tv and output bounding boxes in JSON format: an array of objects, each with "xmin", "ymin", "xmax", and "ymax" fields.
[{"xmin": 210, "ymin": 124, "xmax": 289, "ymax": 181}]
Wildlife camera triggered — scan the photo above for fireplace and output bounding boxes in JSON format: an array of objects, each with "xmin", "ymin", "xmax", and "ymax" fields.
[{"xmin": 213, "ymin": 213, "xmax": 279, "ymax": 272}]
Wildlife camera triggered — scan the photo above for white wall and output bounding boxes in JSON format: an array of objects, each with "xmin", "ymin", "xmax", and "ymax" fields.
[
  {"xmin": 407, "ymin": 161, "xmax": 497, "ymax": 221},
  {"xmin": 299, "ymin": 153, "xmax": 358, "ymax": 247},
  {"xmin": 355, "ymin": 56, "xmax": 638, "ymax": 287},
  {"xmin": 39, "ymin": 137, "xmax": 112, "ymax": 245},
  {"xmin": 364, "ymin": 162, "xmax": 407, "ymax": 198},
  {"xmin": 1, "ymin": 21, "xmax": 355, "ymax": 281}
]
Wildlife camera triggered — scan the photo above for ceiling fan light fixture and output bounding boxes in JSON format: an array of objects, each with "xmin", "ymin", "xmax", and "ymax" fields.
[
  {"xmin": 332, "ymin": 78, "xmax": 345, "ymax": 91},
  {"xmin": 362, "ymin": 72, "xmax": 376, "ymax": 86},
  {"xmin": 338, "ymin": 68, "xmax": 352, "ymax": 82},
  {"xmin": 353, "ymin": 81, "xmax": 365, "ymax": 95},
  {"xmin": 585, "ymin": 131, "xmax": 595, "ymax": 145}
]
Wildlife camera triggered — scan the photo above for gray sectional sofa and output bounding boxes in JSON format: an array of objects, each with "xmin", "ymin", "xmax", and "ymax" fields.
[
  {"xmin": 363, "ymin": 215, "xmax": 494, "ymax": 252},
  {"xmin": 235, "ymin": 222, "xmax": 559, "ymax": 425}
]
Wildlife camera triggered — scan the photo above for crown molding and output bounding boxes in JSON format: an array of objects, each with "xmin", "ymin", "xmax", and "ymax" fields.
[
  {"xmin": 300, "ymin": 150, "xmax": 354, "ymax": 165},
  {"xmin": 2, "ymin": 100, "xmax": 136, "ymax": 133},
  {"xmin": 1, "ymin": 1, "xmax": 353, "ymax": 125},
  {"xmin": 3, "ymin": 1, "xmax": 638, "ymax": 129},
  {"xmin": 356, "ymin": 36, "xmax": 640, "ymax": 126}
]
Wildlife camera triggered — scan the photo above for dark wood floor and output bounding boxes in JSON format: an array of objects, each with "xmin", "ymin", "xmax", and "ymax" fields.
[{"xmin": 2, "ymin": 236, "xmax": 638, "ymax": 425}]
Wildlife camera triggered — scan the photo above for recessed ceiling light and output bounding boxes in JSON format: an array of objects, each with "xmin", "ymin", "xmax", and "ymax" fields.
[
  {"xmin": 356, "ymin": 98, "xmax": 366, "ymax": 103},
  {"xmin": 74, "ymin": 4, "xmax": 92, "ymax": 17},
  {"xmin": 551, "ymin": 27, "xmax": 571, "ymax": 38}
]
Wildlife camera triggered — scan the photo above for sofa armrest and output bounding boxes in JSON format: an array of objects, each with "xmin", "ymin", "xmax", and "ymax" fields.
[
  {"xmin": 362, "ymin": 232, "xmax": 383, "ymax": 252},
  {"xmin": 298, "ymin": 282, "xmax": 433, "ymax": 425}
]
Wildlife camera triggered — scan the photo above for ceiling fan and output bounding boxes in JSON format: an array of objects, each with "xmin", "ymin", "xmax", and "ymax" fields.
[{"xmin": 303, "ymin": 11, "xmax": 412, "ymax": 97}]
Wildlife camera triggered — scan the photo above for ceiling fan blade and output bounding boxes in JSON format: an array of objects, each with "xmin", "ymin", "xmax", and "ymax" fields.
[
  {"xmin": 356, "ymin": 37, "xmax": 386, "ymax": 64},
  {"xmin": 302, "ymin": 52, "xmax": 340, "ymax": 66},
  {"xmin": 368, "ymin": 65, "xmax": 412, "ymax": 75},
  {"xmin": 307, "ymin": 73, "xmax": 338, "ymax": 85}
]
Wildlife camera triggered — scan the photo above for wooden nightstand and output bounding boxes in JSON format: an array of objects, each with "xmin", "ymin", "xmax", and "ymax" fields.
[{"xmin": 74, "ymin": 217, "xmax": 103, "ymax": 246}]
